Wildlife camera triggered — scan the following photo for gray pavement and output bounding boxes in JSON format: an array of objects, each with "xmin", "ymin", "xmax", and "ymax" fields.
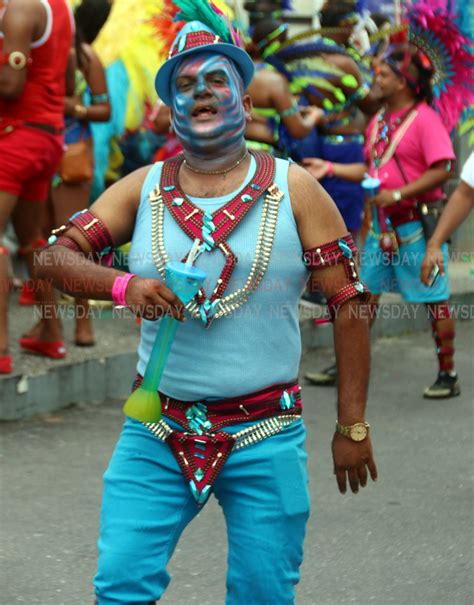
[{"xmin": 1, "ymin": 323, "xmax": 473, "ymax": 605}]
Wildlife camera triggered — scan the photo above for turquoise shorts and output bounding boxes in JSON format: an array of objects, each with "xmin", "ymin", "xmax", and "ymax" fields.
[{"xmin": 360, "ymin": 221, "xmax": 450, "ymax": 303}]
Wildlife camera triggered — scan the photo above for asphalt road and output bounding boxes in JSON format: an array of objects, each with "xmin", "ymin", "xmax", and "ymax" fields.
[{"xmin": 1, "ymin": 323, "xmax": 473, "ymax": 605}]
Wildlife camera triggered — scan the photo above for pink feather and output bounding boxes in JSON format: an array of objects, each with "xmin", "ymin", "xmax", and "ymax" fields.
[{"xmin": 405, "ymin": 0, "xmax": 474, "ymax": 132}]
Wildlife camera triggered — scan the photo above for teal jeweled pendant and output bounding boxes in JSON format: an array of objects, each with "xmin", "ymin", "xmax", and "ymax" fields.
[{"xmin": 194, "ymin": 468, "xmax": 204, "ymax": 482}]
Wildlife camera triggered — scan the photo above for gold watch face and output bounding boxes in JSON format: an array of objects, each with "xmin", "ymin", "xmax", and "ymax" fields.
[{"xmin": 349, "ymin": 423, "xmax": 368, "ymax": 441}]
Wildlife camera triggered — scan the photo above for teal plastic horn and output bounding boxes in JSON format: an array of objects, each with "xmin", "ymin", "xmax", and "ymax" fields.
[{"xmin": 123, "ymin": 261, "xmax": 206, "ymax": 423}]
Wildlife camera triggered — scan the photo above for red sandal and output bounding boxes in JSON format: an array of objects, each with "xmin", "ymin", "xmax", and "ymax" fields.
[
  {"xmin": 0, "ymin": 355, "xmax": 13, "ymax": 374},
  {"xmin": 19, "ymin": 282, "xmax": 37, "ymax": 305},
  {"xmin": 20, "ymin": 337, "xmax": 67, "ymax": 359}
]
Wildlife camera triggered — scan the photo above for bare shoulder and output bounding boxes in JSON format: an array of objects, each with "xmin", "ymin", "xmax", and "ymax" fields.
[
  {"xmin": 92, "ymin": 165, "xmax": 152, "ymax": 216},
  {"xmin": 59, "ymin": 166, "xmax": 153, "ymax": 250},
  {"xmin": 83, "ymin": 165, "xmax": 154, "ymax": 247},
  {"xmin": 327, "ymin": 52, "xmax": 360, "ymax": 74},
  {"xmin": 3, "ymin": 0, "xmax": 40, "ymax": 28},
  {"xmin": 288, "ymin": 162, "xmax": 348, "ymax": 249},
  {"xmin": 267, "ymin": 68, "xmax": 291, "ymax": 93},
  {"xmin": 248, "ymin": 67, "xmax": 284, "ymax": 97}
]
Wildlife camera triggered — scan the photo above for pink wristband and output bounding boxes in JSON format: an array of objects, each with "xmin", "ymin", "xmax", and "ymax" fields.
[
  {"xmin": 112, "ymin": 273, "xmax": 136, "ymax": 307},
  {"xmin": 326, "ymin": 161, "xmax": 334, "ymax": 178}
]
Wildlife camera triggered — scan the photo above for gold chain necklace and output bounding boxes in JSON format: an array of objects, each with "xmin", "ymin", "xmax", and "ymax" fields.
[{"xmin": 183, "ymin": 150, "xmax": 249, "ymax": 176}]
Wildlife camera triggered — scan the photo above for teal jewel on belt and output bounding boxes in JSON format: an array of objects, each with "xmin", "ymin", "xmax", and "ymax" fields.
[
  {"xmin": 338, "ymin": 239, "xmax": 353, "ymax": 259},
  {"xmin": 241, "ymin": 193, "xmax": 252, "ymax": 203},
  {"xmin": 185, "ymin": 402, "xmax": 212, "ymax": 435},
  {"xmin": 172, "ymin": 197, "xmax": 184, "ymax": 206},
  {"xmin": 354, "ymin": 282, "xmax": 365, "ymax": 293},
  {"xmin": 163, "ymin": 185, "xmax": 175, "ymax": 191},
  {"xmin": 48, "ymin": 235, "xmax": 57, "ymax": 245},
  {"xmin": 280, "ymin": 390, "xmax": 296, "ymax": 410}
]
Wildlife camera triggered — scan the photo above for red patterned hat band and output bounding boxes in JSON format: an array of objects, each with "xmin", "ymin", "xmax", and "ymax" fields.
[
  {"xmin": 383, "ymin": 44, "xmax": 432, "ymax": 91},
  {"xmin": 169, "ymin": 30, "xmax": 222, "ymax": 59}
]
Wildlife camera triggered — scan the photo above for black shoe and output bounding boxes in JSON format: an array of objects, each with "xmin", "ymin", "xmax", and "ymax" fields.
[
  {"xmin": 305, "ymin": 363, "xmax": 337, "ymax": 386},
  {"xmin": 423, "ymin": 371, "xmax": 461, "ymax": 399}
]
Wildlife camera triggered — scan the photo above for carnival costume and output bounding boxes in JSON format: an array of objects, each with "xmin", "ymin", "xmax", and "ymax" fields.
[
  {"xmin": 261, "ymin": 13, "xmax": 374, "ymax": 232},
  {"xmin": 360, "ymin": 0, "xmax": 474, "ymax": 398},
  {"xmin": 44, "ymin": 2, "xmax": 369, "ymax": 601}
]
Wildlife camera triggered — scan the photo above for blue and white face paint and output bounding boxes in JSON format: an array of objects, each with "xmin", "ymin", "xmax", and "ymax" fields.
[{"xmin": 170, "ymin": 52, "xmax": 247, "ymax": 157}]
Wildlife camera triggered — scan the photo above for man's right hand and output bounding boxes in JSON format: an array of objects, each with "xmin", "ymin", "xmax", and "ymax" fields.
[{"xmin": 125, "ymin": 277, "xmax": 186, "ymax": 321}]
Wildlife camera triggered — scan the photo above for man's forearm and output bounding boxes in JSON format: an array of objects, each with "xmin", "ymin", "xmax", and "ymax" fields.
[
  {"xmin": 36, "ymin": 246, "xmax": 125, "ymax": 300},
  {"xmin": 429, "ymin": 183, "xmax": 474, "ymax": 246},
  {"xmin": 399, "ymin": 167, "xmax": 450, "ymax": 200},
  {"xmin": 333, "ymin": 301, "xmax": 370, "ymax": 424},
  {"xmin": 332, "ymin": 162, "xmax": 367, "ymax": 182}
]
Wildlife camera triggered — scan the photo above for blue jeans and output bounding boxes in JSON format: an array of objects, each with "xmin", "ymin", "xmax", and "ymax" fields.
[{"xmin": 94, "ymin": 417, "xmax": 310, "ymax": 604}]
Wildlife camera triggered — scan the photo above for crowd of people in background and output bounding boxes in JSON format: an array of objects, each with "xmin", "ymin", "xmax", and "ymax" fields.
[
  {"xmin": 1, "ymin": 2, "xmax": 472, "ymax": 602},
  {"xmin": 0, "ymin": 0, "xmax": 472, "ymax": 400}
]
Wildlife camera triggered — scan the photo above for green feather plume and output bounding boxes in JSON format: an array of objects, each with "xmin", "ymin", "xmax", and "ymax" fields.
[{"xmin": 172, "ymin": 0, "xmax": 232, "ymax": 43}]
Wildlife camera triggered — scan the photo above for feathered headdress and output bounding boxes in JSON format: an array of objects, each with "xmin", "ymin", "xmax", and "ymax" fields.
[
  {"xmin": 404, "ymin": 0, "xmax": 474, "ymax": 132},
  {"xmin": 172, "ymin": 0, "xmax": 243, "ymax": 47},
  {"xmin": 150, "ymin": 0, "xmax": 240, "ymax": 56},
  {"xmin": 149, "ymin": 0, "xmax": 184, "ymax": 56}
]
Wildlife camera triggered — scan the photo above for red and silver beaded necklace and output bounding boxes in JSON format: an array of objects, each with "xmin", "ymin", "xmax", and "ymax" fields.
[{"xmin": 149, "ymin": 150, "xmax": 284, "ymax": 328}]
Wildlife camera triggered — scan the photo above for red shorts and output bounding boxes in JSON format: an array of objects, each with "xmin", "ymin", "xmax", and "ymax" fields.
[{"xmin": 0, "ymin": 125, "xmax": 63, "ymax": 202}]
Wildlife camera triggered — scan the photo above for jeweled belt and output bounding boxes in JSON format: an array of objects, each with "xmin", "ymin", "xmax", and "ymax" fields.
[{"xmin": 133, "ymin": 377, "xmax": 302, "ymax": 506}]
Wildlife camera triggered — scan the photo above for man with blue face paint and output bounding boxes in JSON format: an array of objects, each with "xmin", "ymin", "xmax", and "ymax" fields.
[
  {"xmin": 37, "ymin": 3, "xmax": 378, "ymax": 603},
  {"xmin": 171, "ymin": 52, "xmax": 249, "ymax": 157}
]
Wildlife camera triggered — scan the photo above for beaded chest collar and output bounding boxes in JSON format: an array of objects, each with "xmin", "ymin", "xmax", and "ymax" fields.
[{"xmin": 149, "ymin": 151, "xmax": 284, "ymax": 328}]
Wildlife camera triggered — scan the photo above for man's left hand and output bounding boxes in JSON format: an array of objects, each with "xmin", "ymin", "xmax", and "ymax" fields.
[
  {"xmin": 372, "ymin": 189, "xmax": 397, "ymax": 208},
  {"xmin": 332, "ymin": 432, "xmax": 378, "ymax": 494},
  {"xmin": 421, "ymin": 243, "xmax": 445, "ymax": 284}
]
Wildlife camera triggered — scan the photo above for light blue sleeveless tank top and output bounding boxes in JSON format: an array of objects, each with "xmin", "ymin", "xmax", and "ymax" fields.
[{"xmin": 128, "ymin": 155, "xmax": 309, "ymax": 401}]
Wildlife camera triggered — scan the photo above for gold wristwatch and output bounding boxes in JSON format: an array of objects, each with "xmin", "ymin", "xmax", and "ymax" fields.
[{"xmin": 335, "ymin": 421, "xmax": 370, "ymax": 442}]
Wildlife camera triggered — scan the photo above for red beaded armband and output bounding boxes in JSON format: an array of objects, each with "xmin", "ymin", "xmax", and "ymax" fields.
[
  {"xmin": 47, "ymin": 210, "xmax": 114, "ymax": 265},
  {"xmin": 303, "ymin": 234, "xmax": 359, "ymax": 280},
  {"xmin": 47, "ymin": 235, "xmax": 83, "ymax": 253},
  {"xmin": 304, "ymin": 234, "xmax": 370, "ymax": 320},
  {"xmin": 68, "ymin": 209, "xmax": 114, "ymax": 254},
  {"xmin": 303, "ymin": 234, "xmax": 356, "ymax": 268},
  {"xmin": 327, "ymin": 281, "xmax": 370, "ymax": 320}
]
